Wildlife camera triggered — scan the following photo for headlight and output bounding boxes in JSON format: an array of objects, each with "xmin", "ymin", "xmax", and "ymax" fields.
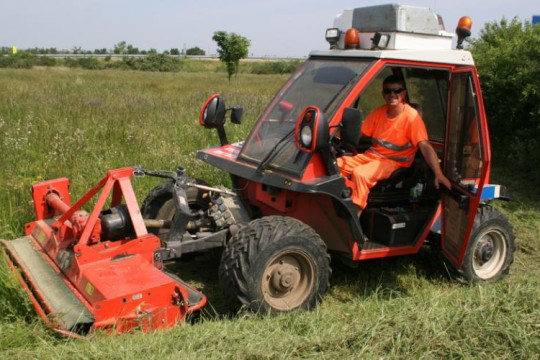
[
  {"xmin": 325, "ymin": 28, "xmax": 340, "ymax": 49},
  {"xmin": 294, "ymin": 106, "xmax": 328, "ymax": 153},
  {"xmin": 300, "ymin": 125, "xmax": 312, "ymax": 147}
]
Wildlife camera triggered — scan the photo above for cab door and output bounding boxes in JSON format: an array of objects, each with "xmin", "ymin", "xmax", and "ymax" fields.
[{"xmin": 441, "ymin": 68, "xmax": 490, "ymax": 266}]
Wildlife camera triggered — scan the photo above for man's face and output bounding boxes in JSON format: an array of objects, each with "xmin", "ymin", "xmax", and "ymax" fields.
[{"xmin": 382, "ymin": 82, "xmax": 407, "ymax": 106}]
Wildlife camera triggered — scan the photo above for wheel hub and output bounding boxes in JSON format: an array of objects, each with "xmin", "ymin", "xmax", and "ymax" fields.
[
  {"xmin": 472, "ymin": 228, "xmax": 509, "ymax": 280},
  {"xmin": 270, "ymin": 262, "xmax": 299, "ymax": 292},
  {"xmin": 261, "ymin": 251, "xmax": 315, "ymax": 311},
  {"xmin": 476, "ymin": 240, "xmax": 494, "ymax": 264}
]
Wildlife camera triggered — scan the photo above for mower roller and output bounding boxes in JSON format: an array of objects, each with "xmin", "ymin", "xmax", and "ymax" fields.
[{"xmin": 1, "ymin": 167, "xmax": 206, "ymax": 336}]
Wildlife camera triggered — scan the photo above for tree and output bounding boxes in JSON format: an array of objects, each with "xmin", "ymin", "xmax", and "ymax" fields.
[
  {"xmin": 212, "ymin": 31, "xmax": 250, "ymax": 82},
  {"xmin": 469, "ymin": 18, "xmax": 540, "ymax": 173},
  {"xmin": 113, "ymin": 41, "xmax": 127, "ymax": 54},
  {"xmin": 127, "ymin": 44, "xmax": 140, "ymax": 54},
  {"xmin": 170, "ymin": 48, "xmax": 180, "ymax": 55},
  {"xmin": 186, "ymin": 46, "xmax": 205, "ymax": 56}
]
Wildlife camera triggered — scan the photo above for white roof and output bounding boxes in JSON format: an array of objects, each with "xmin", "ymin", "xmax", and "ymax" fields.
[{"xmin": 309, "ymin": 49, "xmax": 475, "ymax": 66}]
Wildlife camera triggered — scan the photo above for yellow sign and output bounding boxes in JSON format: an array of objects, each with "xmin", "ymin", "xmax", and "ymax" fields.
[
  {"xmin": 12, "ymin": 46, "xmax": 17, "ymax": 54},
  {"xmin": 85, "ymin": 281, "xmax": 95, "ymax": 296}
]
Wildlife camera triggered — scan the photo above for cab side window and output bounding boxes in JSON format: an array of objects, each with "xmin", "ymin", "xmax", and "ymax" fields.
[
  {"xmin": 356, "ymin": 66, "xmax": 449, "ymax": 142},
  {"xmin": 402, "ymin": 68, "xmax": 449, "ymax": 142},
  {"xmin": 356, "ymin": 68, "xmax": 393, "ymax": 115},
  {"xmin": 446, "ymin": 73, "xmax": 483, "ymax": 184}
]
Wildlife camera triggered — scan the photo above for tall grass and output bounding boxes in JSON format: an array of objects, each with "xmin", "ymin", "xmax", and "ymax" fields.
[
  {"xmin": 0, "ymin": 68, "xmax": 284, "ymax": 234},
  {"xmin": 0, "ymin": 67, "xmax": 539, "ymax": 359}
]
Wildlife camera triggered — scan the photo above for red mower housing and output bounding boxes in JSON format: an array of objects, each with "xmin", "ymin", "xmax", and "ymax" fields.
[{"xmin": 2, "ymin": 167, "xmax": 205, "ymax": 336}]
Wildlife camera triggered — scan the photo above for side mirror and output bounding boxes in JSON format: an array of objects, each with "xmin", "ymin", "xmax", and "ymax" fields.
[
  {"xmin": 294, "ymin": 106, "xmax": 329, "ymax": 153},
  {"xmin": 199, "ymin": 94, "xmax": 226, "ymax": 128},
  {"xmin": 340, "ymin": 107, "xmax": 364, "ymax": 147},
  {"xmin": 230, "ymin": 106, "xmax": 243, "ymax": 124}
]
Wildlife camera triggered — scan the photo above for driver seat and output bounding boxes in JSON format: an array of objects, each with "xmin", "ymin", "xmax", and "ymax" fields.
[{"xmin": 366, "ymin": 151, "xmax": 429, "ymax": 206}]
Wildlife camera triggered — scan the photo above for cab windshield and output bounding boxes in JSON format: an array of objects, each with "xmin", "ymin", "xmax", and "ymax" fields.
[{"xmin": 238, "ymin": 58, "xmax": 372, "ymax": 177}]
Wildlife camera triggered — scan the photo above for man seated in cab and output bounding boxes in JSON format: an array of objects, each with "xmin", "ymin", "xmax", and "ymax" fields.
[{"xmin": 338, "ymin": 75, "xmax": 452, "ymax": 215}]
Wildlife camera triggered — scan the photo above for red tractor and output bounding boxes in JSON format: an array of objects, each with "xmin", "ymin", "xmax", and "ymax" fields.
[{"xmin": 2, "ymin": 4, "xmax": 514, "ymax": 335}]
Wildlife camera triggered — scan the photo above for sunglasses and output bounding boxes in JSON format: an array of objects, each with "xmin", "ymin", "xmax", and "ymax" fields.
[{"xmin": 383, "ymin": 88, "xmax": 405, "ymax": 94}]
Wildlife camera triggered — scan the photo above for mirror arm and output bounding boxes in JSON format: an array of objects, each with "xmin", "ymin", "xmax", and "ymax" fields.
[{"xmin": 217, "ymin": 125, "xmax": 228, "ymax": 146}]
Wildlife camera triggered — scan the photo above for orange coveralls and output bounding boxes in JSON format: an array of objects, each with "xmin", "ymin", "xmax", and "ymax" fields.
[{"xmin": 337, "ymin": 104, "xmax": 428, "ymax": 209}]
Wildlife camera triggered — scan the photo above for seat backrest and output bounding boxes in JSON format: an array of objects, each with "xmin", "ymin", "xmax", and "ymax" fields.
[{"xmin": 340, "ymin": 107, "xmax": 365, "ymax": 148}]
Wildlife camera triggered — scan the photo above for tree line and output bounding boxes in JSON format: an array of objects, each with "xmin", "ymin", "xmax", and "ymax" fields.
[
  {"xmin": 1, "ymin": 31, "xmax": 252, "ymax": 81},
  {"xmin": 0, "ymin": 31, "xmax": 297, "ymax": 75},
  {"xmin": 0, "ymin": 42, "xmax": 206, "ymax": 56}
]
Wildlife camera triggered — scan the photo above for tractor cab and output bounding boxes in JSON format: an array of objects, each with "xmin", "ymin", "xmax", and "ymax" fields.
[{"xmin": 198, "ymin": 4, "xmax": 511, "ymax": 281}]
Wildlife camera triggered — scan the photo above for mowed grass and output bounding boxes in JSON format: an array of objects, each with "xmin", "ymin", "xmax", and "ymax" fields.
[{"xmin": 0, "ymin": 67, "xmax": 539, "ymax": 359}]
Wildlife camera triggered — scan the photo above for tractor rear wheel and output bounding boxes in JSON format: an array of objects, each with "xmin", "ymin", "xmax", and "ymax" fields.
[
  {"xmin": 141, "ymin": 179, "xmax": 210, "ymax": 239},
  {"xmin": 460, "ymin": 206, "xmax": 515, "ymax": 283},
  {"xmin": 219, "ymin": 216, "xmax": 330, "ymax": 314}
]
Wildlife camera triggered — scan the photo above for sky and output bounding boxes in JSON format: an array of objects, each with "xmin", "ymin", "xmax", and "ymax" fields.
[{"xmin": 1, "ymin": 0, "xmax": 538, "ymax": 57}]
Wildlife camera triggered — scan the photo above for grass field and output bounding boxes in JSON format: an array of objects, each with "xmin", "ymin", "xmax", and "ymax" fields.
[{"xmin": 0, "ymin": 67, "xmax": 539, "ymax": 359}]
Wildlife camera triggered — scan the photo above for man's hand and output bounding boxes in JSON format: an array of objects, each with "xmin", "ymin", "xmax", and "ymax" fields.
[{"xmin": 434, "ymin": 171, "xmax": 452, "ymax": 190}]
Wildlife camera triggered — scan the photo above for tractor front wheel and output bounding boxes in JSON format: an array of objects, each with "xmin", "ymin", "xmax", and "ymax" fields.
[
  {"xmin": 219, "ymin": 216, "xmax": 330, "ymax": 314},
  {"xmin": 460, "ymin": 206, "xmax": 515, "ymax": 283}
]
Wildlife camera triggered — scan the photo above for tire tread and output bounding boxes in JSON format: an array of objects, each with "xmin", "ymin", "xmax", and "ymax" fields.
[{"xmin": 219, "ymin": 216, "xmax": 330, "ymax": 313}]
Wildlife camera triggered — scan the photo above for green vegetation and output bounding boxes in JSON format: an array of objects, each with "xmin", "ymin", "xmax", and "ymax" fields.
[
  {"xmin": 1, "ymin": 46, "xmax": 61, "ymax": 55},
  {"xmin": 0, "ymin": 39, "xmax": 301, "ymax": 76},
  {"xmin": 212, "ymin": 31, "xmax": 251, "ymax": 82},
  {"xmin": 469, "ymin": 18, "xmax": 540, "ymax": 175},
  {"xmin": 186, "ymin": 46, "xmax": 206, "ymax": 56},
  {"xmin": 0, "ymin": 52, "xmax": 59, "ymax": 69},
  {"xmin": 249, "ymin": 60, "xmax": 303, "ymax": 75},
  {"xmin": 0, "ymin": 67, "xmax": 539, "ymax": 358},
  {"xmin": 0, "ymin": 53, "xmax": 301, "ymax": 75},
  {"xmin": 108, "ymin": 54, "xmax": 184, "ymax": 72}
]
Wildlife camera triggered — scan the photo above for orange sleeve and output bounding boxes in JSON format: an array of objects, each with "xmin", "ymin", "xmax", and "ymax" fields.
[{"xmin": 408, "ymin": 112, "xmax": 429, "ymax": 146}]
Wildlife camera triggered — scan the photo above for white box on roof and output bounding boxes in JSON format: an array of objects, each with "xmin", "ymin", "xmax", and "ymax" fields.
[
  {"xmin": 352, "ymin": 4, "xmax": 442, "ymax": 35},
  {"xmin": 333, "ymin": 4, "xmax": 455, "ymax": 50}
]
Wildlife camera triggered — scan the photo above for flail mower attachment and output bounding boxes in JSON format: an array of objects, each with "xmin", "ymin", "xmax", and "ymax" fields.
[{"xmin": 1, "ymin": 167, "xmax": 206, "ymax": 337}]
